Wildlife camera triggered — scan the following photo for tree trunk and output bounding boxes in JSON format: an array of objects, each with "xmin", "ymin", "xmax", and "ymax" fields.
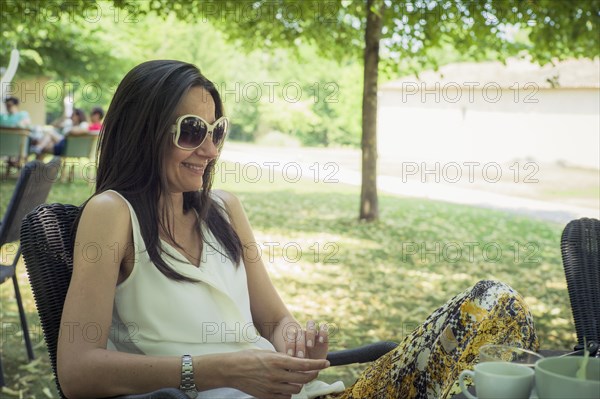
[{"xmin": 359, "ymin": 0, "xmax": 382, "ymax": 221}]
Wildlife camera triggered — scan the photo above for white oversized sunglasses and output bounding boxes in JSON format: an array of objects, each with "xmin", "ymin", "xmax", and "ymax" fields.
[{"xmin": 170, "ymin": 115, "xmax": 229, "ymax": 150}]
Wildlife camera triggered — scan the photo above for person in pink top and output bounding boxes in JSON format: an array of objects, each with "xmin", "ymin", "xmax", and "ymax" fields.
[{"xmin": 88, "ymin": 106, "xmax": 104, "ymax": 132}]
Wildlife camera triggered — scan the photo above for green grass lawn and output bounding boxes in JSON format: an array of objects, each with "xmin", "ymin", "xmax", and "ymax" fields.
[{"xmin": 0, "ymin": 160, "xmax": 574, "ymax": 397}]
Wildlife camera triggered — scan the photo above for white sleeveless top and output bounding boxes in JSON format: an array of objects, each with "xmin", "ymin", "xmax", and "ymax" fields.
[{"xmin": 106, "ymin": 191, "xmax": 344, "ymax": 399}]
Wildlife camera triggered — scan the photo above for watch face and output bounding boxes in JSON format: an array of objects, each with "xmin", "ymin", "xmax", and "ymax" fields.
[{"xmin": 184, "ymin": 389, "xmax": 198, "ymax": 399}]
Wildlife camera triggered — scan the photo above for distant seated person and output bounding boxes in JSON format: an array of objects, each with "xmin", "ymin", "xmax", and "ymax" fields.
[
  {"xmin": 32, "ymin": 108, "xmax": 89, "ymax": 157},
  {"xmin": 0, "ymin": 96, "xmax": 31, "ymax": 128},
  {"xmin": 88, "ymin": 106, "xmax": 104, "ymax": 132}
]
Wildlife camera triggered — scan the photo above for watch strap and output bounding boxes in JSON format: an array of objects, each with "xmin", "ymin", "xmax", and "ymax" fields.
[{"xmin": 180, "ymin": 354, "xmax": 198, "ymax": 398}]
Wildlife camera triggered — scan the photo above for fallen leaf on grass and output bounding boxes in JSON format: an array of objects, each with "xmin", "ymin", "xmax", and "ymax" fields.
[
  {"xmin": 17, "ymin": 356, "xmax": 43, "ymax": 372},
  {"xmin": 17, "ymin": 374, "xmax": 37, "ymax": 383},
  {"xmin": 1, "ymin": 386, "xmax": 22, "ymax": 396},
  {"xmin": 34, "ymin": 339, "xmax": 47, "ymax": 349}
]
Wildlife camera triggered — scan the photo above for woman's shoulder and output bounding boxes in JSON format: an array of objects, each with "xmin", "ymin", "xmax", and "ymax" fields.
[
  {"xmin": 210, "ymin": 190, "xmax": 249, "ymax": 229},
  {"xmin": 211, "ymin": 189, "xmax": 242, "ymax": 210},
  {"xmin": 82, "ymin": 190, "xmax": 132, "ymax": 224}
]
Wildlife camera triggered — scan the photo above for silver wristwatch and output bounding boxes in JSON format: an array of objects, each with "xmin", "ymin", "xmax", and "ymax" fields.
[{"xmin": 180, "ymin": 354, "xmax": 198, "ymax": 398}]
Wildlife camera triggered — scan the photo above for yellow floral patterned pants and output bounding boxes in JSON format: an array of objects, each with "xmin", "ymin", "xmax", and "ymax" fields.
[{"xmin": 322, "ymin": 280, "xmax": 539, "ymax": 399}]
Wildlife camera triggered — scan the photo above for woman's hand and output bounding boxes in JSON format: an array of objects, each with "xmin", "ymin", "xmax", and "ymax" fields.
[
  {"xmin": 285, "ymin": 320, "xmax": 329, "ymax": 361},
  {"xmin": 227, "ymin": 349, "xmax": 330, "ymax": 399}
]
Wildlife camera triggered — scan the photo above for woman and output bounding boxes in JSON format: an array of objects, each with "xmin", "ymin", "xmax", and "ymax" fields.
[
  {"xmin": 58, "ymin": 60, "xmax": 538, "ymax": 399},
  {"xmin": 59, "ymin": 60, "xmax": 331, "ymax": 399},
  {"xmin": 33, "ymin": 108, "xmax": 89, "ymax": 156}
]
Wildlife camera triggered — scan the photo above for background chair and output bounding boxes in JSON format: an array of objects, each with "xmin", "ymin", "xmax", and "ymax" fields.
[
  {"xmin": 560, "ymin": 217, "xmax": 600, "ymax": 357},
  {"xmin": 0, "ymin": 157, "xmax": 61, "ymax": 387},
  {"xmin": 20, "ymin": 203, "xmax": 397, "ymax": 398},
  {"xmin": 0, "ymin": 127, "xmax": 30, "ymax": 179},
  {"xmin": 61, "ymin": 134, "xmax": 98, "ymax": 182}
]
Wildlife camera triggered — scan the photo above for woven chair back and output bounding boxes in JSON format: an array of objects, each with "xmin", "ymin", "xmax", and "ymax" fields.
[
  {"xmin": 561, "ymin": 217, "xmax": 600, "ymax": 353},
  {"xmin": 20, "ymin": 204, "xmax": 80, "ymax": 399}
]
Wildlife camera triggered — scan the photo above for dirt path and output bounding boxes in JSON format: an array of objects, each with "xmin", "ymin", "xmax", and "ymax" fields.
[{"xmin": 221, "ymin": 142, "xmax": 599, "ymax": 224}]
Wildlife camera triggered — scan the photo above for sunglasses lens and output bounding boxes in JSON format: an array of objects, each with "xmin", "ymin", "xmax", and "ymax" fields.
[
  {"xmin": 212, "ymin": 119, "xmax": 228, "ymax": 146},
  {"xmin": 178, "ymin": 117, "xmax": 206, "ymax": 149}
]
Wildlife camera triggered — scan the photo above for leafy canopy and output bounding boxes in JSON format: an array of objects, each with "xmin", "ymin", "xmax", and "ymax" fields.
[{"xmin": 3, "ymin": 0, "xmax": 598, "ymax": 80}]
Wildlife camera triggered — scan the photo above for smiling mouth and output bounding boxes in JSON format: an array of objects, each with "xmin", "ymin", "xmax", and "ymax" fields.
[{"xmin": 182, "ymin": 162, "xmax": 206, "ymax": 173}]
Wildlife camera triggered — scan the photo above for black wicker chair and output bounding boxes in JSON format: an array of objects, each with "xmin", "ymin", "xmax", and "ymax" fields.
[
  {"xmin": 560, "ymin": 217, "xmax": 600, "ymax": 357},
  {"xmin": 20, "ymin": 203, "xmax": 397, "ymax": 398},
  {"xmin": 0, "ymin": 158, "xmax": 61, "ymax": 387}
]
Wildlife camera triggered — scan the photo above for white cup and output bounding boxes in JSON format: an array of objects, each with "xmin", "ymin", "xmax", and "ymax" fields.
[
  {"xmin": 535, "ymin": 357, "xmax": 600, "ymax": 399},
  {"xmin": 459, "ymin": 361, "xmax": 534, "ymax": 399}
]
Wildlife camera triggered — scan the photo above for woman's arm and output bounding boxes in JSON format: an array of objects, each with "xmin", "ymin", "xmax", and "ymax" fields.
[
  {"xmin": 214, "ymin": 190, "xmax": 328, "ymax": 360},
  {"xmin": 67, "ymin": 122, "xmax": 90, "ymax": 136}
]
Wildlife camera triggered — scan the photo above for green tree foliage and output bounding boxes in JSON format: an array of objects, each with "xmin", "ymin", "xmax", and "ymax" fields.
[
  {"xmin": 1, "ymin": 0, "xmax": 364, "ymax": 146},
  {"xmin": 145, "ymin": 1, "xmax": 598, "ymax": 70},
  {"xmin": 2, "ymin": 1, "xmax": 110, "ymax": 78},
  {"xmin": 0, "ymin": 0, "xmax": 131, "ymax": 117}
]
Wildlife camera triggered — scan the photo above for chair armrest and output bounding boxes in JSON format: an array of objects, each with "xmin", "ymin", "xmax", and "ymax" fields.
[
  {"xmin": 0, "ymin": 127, "xmax": 30, "ymax": 135},
  {"xmin": 326, "ymin": 341, "xmax": 398, "ymax": 366},
  {"xmin": 111, "ymin": 388, "xmax": 189, "ymax": 399},
  {"xmin": 111, "ymin": 342, "xmax": 399, "ymax": 397},
  {"xmin": 67, "ymin": 131, "xmax": 99, "ymax": 137}
]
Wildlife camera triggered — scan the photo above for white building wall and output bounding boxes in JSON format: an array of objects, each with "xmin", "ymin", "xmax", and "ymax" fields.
[{"xmin": 378, "ymin": 88, "xmax": 600, "ymax": 169}]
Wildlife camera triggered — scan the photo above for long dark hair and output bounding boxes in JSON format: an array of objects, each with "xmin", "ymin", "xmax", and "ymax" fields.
[
  {"xmin": 72, "ymin": 108, "xmax": 87, "ymax": 124},
  {"xmin": 93, "ymin": 60, "xmax": 242, "ymax": 282}
]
